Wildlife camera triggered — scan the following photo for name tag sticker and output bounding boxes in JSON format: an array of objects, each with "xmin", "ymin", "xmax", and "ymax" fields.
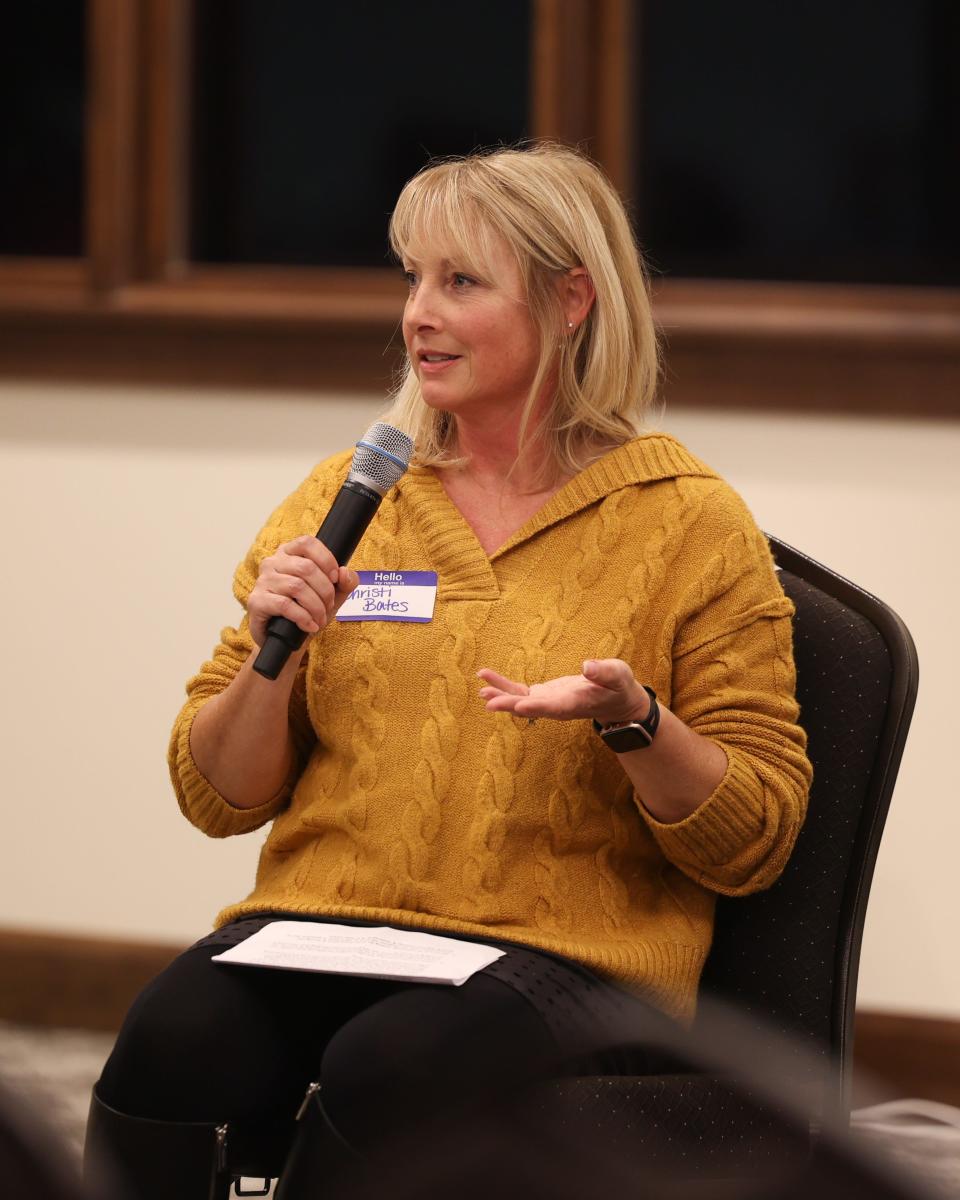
[{"xmin": 336, "ymin": 570, "xmax": 438, "ymax": 623}]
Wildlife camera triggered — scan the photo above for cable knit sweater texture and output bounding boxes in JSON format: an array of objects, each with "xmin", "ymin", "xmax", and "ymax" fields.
[{"xmin": 170, "ymin": 434, "xmax": 811, "ymax": 1020}]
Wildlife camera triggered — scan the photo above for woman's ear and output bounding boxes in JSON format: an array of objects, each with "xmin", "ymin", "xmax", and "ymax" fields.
[{"xmin": 561, "ymin": 267, "xmax": 596, "ymax": 332}]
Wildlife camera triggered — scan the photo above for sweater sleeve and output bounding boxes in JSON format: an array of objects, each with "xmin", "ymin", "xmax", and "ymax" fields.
[
  {"xmin": 168, "ymin": 455, "xmax": 349, "ymax": 838},
  {"xmin": 637, "ymin": 489, "xmax": 812, "ymax": 895}
]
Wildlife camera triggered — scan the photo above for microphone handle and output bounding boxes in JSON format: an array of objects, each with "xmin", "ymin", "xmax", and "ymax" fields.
[{"xmin": 252, "ymin": 480, "xmax": 382, "ymax": 680}]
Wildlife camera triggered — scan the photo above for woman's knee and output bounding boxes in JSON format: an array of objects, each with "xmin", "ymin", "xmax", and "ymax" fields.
[
  {"xmin": 96, "ymin": 947, "xmax": 303, "ymax": 1121},
  {"xmin": 320, "ymin": 976, "xmax": 555, "ymax": 1148}
]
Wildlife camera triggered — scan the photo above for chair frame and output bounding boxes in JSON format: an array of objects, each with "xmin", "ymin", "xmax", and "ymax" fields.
[{"xmin": 762, "ymin": 535, "xmax": 919, "ymax": 1113}]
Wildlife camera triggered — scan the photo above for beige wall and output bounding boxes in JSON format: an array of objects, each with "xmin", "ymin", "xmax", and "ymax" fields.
[{"xmin": 1, "ymin": 381, "xmax": 956, "ymax": 1018}]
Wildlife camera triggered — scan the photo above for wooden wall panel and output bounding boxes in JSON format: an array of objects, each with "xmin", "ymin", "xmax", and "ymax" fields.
[
  {"xmin": 0, "ymin": 929, "xmax": 181, "ymax": 1034},
  {"xmin": 1, "ymin": 279, "xmax": 956, "ymax": 415}
]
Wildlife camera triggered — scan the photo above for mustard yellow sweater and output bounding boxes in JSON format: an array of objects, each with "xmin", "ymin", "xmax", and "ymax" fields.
[{"xmin": 170, "ymin": 435, "xmax": 811, "ymax": 1021}]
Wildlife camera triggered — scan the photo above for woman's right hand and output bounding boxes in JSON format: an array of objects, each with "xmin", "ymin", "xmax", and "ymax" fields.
[{"xmin": 247, "ymin": 535, "xmax": 359, "ymax": 648}]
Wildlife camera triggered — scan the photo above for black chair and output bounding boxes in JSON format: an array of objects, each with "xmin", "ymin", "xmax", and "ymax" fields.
[
  {"xmin": 708, "ymin": 537, "xmax": 918, "ymax": 1111},
  {"xmin": 548, "ymin": 534, "xmax": 920, "ymax": 1168}
]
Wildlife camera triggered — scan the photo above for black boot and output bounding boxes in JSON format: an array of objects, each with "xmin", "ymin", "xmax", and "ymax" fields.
[
  {"xmin": 83, "ymin": 1087, "xmax": 235, "ymax": 1200},
  {"xmin": 274, "ymin": 1083, "xmax": 363, "ymax": 1199}
]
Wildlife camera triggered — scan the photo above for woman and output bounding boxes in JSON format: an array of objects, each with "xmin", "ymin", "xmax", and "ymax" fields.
[{"xmin": 86, "ymin": 143, "xmax": 811, "ymax": 1199}]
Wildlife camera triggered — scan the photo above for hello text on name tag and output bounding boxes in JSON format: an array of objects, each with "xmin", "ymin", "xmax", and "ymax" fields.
[{"xmin": 336, "ymin": 571, "xmax": 438, "ymax": 623}]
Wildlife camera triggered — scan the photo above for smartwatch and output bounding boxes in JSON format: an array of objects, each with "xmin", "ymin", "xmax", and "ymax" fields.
[{"xmin": 592, "ymin": 686, "xmax": 660, "ymax": 753}]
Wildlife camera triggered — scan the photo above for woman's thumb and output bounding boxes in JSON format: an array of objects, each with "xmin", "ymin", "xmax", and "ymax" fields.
[
  {"xmin": 337, "ymin": 567, "xmax": 359, "ymax": 593},
  {"xmin": 582, "ymin": 658, "xmax": 630, "ymax": 689}
]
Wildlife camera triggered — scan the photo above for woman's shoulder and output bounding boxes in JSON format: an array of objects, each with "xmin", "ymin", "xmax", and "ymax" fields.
[
  {"xmin": 595, "ymin": 432, "xmax": 736, "ymax": 501},
  {"xmin": 610, "ymin": 434, "xmax": 764, "ymax": 537},
  {"xmin": 609, "ymin": 439, "xmax": 784, "ymax": 621}
]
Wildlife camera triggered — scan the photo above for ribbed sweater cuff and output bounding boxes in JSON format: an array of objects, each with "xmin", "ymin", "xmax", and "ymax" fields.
[
  {"xmin": 170, "ymin": 700, "xmax": 288, "ymax": 838},
  {"xmin": 640, "ymin": 749, "xmax": 766, "ymax": 868}
]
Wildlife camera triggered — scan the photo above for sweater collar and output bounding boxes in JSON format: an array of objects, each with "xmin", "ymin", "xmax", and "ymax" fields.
[
  {"xmin": 492, "ymin": 434, "xmax": 718, "ymax": 557},
  {"xmin": 393, "ymin": 434, "xmax": 718, "ymax": 599}
]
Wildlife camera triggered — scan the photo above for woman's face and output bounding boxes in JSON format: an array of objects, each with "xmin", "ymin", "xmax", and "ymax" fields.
[{"xmin": 400, "ymin": 235, "xmax": 546, "ymax": 424}]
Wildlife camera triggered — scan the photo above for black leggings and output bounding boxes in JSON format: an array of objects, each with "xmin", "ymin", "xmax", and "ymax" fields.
[{"xmin": 97, "ymin": 939, "xmax": 562, "ymax": 1153}]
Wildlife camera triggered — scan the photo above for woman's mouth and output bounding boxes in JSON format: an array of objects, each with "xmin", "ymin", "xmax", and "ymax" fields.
[{"xmin": 418, "ymin": 352, "xmax": 461, "ymax": 374}]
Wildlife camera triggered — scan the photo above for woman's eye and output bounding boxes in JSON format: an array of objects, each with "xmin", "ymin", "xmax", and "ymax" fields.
[
  {"xmin": 401, "ymin": 269, "xmax": 417, "ymax": 288},
  {"xmin": 452, "ymin": 273, "xmax": 475, "ymax": 289}
]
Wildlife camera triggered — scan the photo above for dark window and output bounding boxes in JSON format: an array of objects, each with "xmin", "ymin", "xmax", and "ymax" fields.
[
  {"xmin": 0, "ymin": 2, "xmax": 86, "ymax": 257},
  {"xmin": 189, "ymin": 0, "xmax": 532, "ymax": 267},
  {"xmin": 637, "ymin": 0, "xmax": 960, "ymax": 285}
]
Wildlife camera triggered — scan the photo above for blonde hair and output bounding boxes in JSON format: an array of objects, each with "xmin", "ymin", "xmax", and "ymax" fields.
[{"xmin": 385, "ymin": 142, "xmax": 660, "ymax": 486}]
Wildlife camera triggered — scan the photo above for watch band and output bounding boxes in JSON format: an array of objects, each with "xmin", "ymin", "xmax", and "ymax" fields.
[{"xmin": 592, "ymin": 686, "xmax": 660, "ymax": 752}]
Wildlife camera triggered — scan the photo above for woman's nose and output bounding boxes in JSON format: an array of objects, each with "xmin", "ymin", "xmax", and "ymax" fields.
[{"xmin": 405, "ymin": 283, "xmax": 440, "ymax": 330}]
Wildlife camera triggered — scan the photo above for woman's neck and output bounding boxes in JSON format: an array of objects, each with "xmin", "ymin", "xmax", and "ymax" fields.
[{"xmin": 451, "ymin": 411, "xmax": 556, "ymax": 496}]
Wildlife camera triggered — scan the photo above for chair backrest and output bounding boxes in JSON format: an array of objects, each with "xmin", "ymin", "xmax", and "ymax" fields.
[{"xmin": 698, "ymin": 536, "xmax": 918, "ymax": 1117}]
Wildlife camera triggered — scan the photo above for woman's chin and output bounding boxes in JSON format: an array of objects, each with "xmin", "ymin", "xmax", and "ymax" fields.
[
  {"xmin": 419, "ymin": 393, "xmax": 452, "ymax": 413},
  {"xmin": 419, "ymin": 385, "xmax": 463, "ymax": 413}
]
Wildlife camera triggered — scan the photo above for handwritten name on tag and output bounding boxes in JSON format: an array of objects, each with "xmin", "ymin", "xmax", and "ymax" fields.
[{"xmin": 336, "ymin": 570, "xmax": 438, "ymax": 623}]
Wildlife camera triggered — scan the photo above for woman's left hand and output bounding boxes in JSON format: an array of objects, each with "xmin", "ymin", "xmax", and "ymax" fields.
[{"xmin": 477, "ymin": 659, "xmax": 650, "ymax": 725}]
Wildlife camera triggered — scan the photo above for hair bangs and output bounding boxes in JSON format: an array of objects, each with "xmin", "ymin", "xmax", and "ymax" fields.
[{"xmin": 389, "ymin": 164, "xmax": 510, "ymax": 284}]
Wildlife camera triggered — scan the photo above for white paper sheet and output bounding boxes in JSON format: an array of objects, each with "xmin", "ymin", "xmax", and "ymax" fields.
[{"xmin": 211, "ymin": 921, "xmax": 506, "ymax": 986}]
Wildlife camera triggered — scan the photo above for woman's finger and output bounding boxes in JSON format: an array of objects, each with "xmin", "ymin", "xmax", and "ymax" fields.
[
  {"xmin": 247, "ymin": 590, "xmax": 321, "ymax": 646},
  {"xmin": 271, "ymin": 572, "xmax": 334, "ymax": 620},
  {"xmin": 269, "ymin": 551, "xmax": 337, "ymax": 598},
  {"xmin": 335, "ymin": 567, "xmax": 359, "ymax": 595},
  {"xmin": 264, "ymin": 561, "xmax": 336, "ymax": 611},
  {"xmin": 280, "ymin": 535, "xmax": 340, "ymax": 579},
  {"xmin": 483, "ymin": 685, "xmax": 582, "ymax": 720},
  {"xmin": 476, "ymin": 668, "xmax": 528, "ymax": 696},
  {"xmin": 331, "ymin": 568, "xmax": 360, "ymax": 617},
  {"xmin": 482, "ymin": 693, "xmax": 527, "ymax": 714},
  {"xmin": 522, "ymin": 683, "xmax": 594, "ymax": 719}
]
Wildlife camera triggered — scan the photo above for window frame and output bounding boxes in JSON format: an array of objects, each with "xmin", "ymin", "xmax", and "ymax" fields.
[{"xmin": 0, "ymin": 0, "xmax": 957, "ymax": 413}]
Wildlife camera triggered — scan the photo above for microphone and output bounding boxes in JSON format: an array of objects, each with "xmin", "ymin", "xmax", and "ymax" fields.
[{"xmin": 252, "ymin": 422, "xmax": 414, "ymax": 680}]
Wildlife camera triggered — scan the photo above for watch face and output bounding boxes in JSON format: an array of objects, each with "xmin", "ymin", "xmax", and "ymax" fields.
[{"xmin": 600, "ymin": 723, "xmax": 654, "ymax": 753}]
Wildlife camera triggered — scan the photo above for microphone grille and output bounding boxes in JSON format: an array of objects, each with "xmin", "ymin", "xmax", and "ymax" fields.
[{"xmin": 350, "ymin": 422, "xmax": 415, "ymax": 494}]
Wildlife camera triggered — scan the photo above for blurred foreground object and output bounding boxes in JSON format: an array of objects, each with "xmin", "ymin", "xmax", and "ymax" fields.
[
  {"xmin": 0, "ymin": 1075, "xmax": 112, "ymax": 1200},
  {"xmin": 310, "ymin": 996, "xmax": 942, "ymax": 1200}
]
